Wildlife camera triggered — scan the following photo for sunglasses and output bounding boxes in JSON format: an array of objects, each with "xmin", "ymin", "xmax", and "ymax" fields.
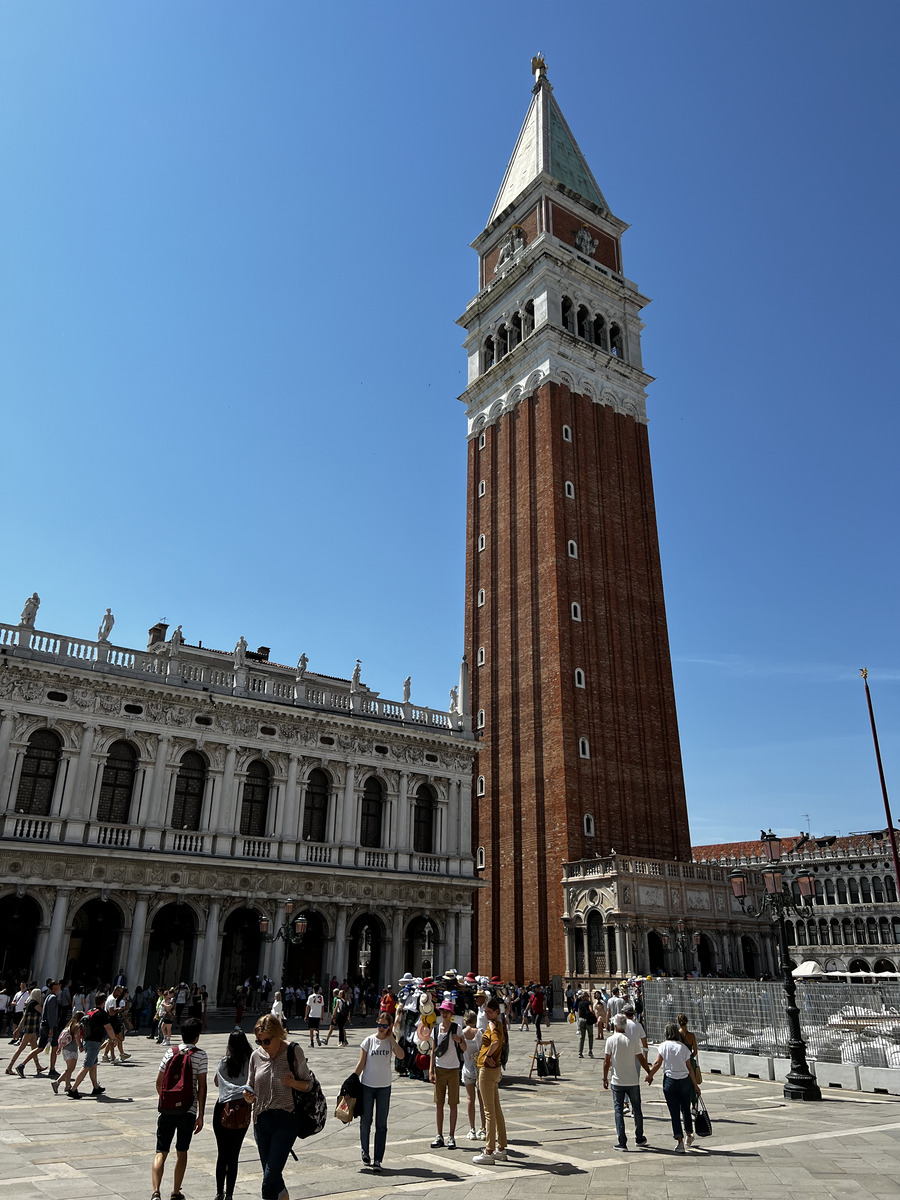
[
  {"xmin": 377, "ymin": 1023, "xmax": 390, "ymax": 1030},
  {"xmin": 256, "ymin": 1037, "xmax": 273, "ymax": 1046}
]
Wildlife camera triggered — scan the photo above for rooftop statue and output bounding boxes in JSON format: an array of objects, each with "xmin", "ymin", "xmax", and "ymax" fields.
[
  {"xmin": 19, "ymin": 592, "xmax": 40, "ymax": 628},
  {"xmin": 97, "ymin": 608, "xmax": 115, "ymax": 642}
]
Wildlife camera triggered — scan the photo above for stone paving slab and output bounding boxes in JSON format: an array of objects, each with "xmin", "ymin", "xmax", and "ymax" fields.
[{"xmin": 3, "ymin": 1023, "xmax": 900, "ymax": 1199}]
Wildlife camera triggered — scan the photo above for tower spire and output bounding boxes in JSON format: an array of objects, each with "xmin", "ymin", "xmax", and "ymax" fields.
[{"xmin": 488, "ymin": 61, "xmax": 608, "ymax": 225}]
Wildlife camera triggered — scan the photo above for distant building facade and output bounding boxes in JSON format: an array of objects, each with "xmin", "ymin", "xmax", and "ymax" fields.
[
  {"xmin": 0, "ymin": 608, "xmax": 477, "ymax": 998},
  {"xmin": 694, "ymin": 832, "xmax": 900, "ymax": 974}
]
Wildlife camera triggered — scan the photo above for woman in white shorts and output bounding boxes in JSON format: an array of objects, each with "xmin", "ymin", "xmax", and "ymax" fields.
[{"xmin": 461, "ymin": 1011, "xmax": 486, "ymax": 1140}]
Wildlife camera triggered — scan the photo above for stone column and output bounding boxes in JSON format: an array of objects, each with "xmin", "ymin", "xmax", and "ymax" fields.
[
  {"xmin": 391, "ymin": 907, "xmax": 405, "ymax": 982},
  {"xmin": 200, "ymin": 899, "xmax": 222, "ymax": 1002},
  {"xmin": 581, "ymin": 926, "xmax": 590, "ymax": 979},
  {"xmin": 615, "ymin": 926, "xmax": 627, "ymax": 979},
  {"xmin": 339, "ymin": 764, "xmax": 356, "ymax": 866},
  {"xmin": 445, "ymin": 911, "xmax": 459, "ymax": 971},
  {"xmin": 458, "ymin": 776, "xmax": 472, "ymax": 865},
  {"xmin": 444, "ymin": 782, "xmax": 459, "ymax": 858},
  {"xmin": 40, "ymin": 888, "xmax": 72, "ymax": 980},
  {"xmin": 125, "ymin": 894, "xmax": 150, "ymax": 988},
  {"xmin": 458, "ymin": 909, "xmax": 473, "ymax": 975},
  {"xmin": 0, "ymin": 710, "xmax": 16, "ymax": 810},
  {"xmin": 331, "ymin": 905, "xmax": 348, "ymax": 982},
  {"xmin": 63, "ymin": 723, "xmax": 96, "ymax": 821},
  {"xmin": 214, "ymin": 747, "xmax": 238, "ymax": 855},
  {"xmin": 279, "ymin": 756, "xmax": 300, "ymax": 847},
  {"xmin": 564, "ymin": 926, "xmax": 574, "ymax": 977},
  {"xmin": 396, "ymin": 772, "xmax": 409, "ymax": 850}
]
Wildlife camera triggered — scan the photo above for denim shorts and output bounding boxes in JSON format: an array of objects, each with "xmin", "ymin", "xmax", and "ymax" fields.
[{"xmin": 82, "ymin": 1040, "xmax": 102, "ymax": 1069}]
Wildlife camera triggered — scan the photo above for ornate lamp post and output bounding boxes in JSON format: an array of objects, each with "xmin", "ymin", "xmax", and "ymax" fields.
[
  {"xmin": 729, "ymin": 830, "xmax": 822, "ymax": 1102},
  {"xmin": 259, "ymin": 899, "xmax": 309, "ymax": 946}
]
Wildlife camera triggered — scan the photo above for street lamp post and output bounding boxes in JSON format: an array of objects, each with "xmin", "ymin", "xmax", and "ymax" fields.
[
  {"xmin": 259, "ymin": 900, "xmax": 309, "ymax": 986},
  {"xmin": 729, "ymin": 830, "xmax": 822, "ymax": 1102}
]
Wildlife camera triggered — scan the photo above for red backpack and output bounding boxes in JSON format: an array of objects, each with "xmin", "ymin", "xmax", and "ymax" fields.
[{"xmin": 158, "ymin": 1046, "xmax": 196, "ymax": 1113}]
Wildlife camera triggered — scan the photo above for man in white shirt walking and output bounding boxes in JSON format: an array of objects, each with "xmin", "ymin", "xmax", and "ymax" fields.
[
  {"xmin": 305, "ymin": 989, "xmax": 324, "ymax": 1047},
  {"xmin": 603, "ymin": 1013, "xmax": 650, "ymax": 1151}
]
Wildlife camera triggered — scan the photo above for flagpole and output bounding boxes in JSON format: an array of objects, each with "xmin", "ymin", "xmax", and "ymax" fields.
[{"xmin": 860, "ymin": 668, "xmax": 900, "ymax": 894}]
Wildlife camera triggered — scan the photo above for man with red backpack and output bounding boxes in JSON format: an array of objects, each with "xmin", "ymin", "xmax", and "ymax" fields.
[
  {"xmin": 151, "ymin": 1017, "xmax": 207, "ymax": 1200},
  {"xmin": 68, "ymin": 993, "xmax": 117, "ymax": 1100}
]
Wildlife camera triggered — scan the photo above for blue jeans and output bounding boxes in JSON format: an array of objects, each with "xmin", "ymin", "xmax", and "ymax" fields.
[
  {"xmin": 662, "ymin": 1075, "xmax": 694, "ymax": 1141},
  {"xmin": 611, "ymin": 1084, "xmax": 643, "ymax": 1146},
  {"xmin": 255, "ymin": 1109, "xmax": 296, "ymax": 1199},
  {"xmin": 359, "ymin": 1084, "xmax": 391, "ymax": 1163}
]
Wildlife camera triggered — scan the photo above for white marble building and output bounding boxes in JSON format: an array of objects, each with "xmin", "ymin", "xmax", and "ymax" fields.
[{"xmin": 0, "ymin": 603, "xmax": 478, "ymax": 1000}]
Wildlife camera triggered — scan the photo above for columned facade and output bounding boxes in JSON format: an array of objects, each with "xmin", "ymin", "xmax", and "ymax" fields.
[{"xmin": 0, "ymin": 611, "xmax": 478, "ymax": 999}]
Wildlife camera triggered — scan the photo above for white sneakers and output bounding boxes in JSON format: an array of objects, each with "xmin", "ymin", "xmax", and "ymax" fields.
[
  {"xmin": 472, "ymin": 1152, "xmax": 494, "ymax": 1165},
  {"xmin": 686, "ymin": 1133, "xmax": 694, "ymax": 1148},
  {"xmin": 466, "ymin": 1129, "xmax": 478, "ymax": 1140}
]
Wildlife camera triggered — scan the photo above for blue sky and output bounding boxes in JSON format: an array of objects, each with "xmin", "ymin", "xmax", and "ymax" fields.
[{"xmin": 2, "ymin": 1, "xmax": 898, "ymax": 845}]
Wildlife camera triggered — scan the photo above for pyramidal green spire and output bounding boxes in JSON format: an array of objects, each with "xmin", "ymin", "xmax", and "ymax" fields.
[{"xmin": 489, "ymin": 59, "xmax": 608, "ymax": 224}]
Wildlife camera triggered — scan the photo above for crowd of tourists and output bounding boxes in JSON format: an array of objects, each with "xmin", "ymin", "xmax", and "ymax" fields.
[{"xmin": 0, "ymin": 968, "xmax": 704, "ymax": 1198}]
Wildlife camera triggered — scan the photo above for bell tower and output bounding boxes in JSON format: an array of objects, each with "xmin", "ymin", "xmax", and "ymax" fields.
[{"xmin": 460, "ymin": 58, "xmax": 691, "ymax": 981}]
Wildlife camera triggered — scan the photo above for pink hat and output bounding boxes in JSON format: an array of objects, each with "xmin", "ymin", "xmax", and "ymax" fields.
[{"xmin": 439, "ymin": 999, "xmax": 455, "ymax": 1012}]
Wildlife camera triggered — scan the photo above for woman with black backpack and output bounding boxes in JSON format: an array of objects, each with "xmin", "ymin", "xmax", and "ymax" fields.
[{"xmin": 243, "ymin": 1014, "xmax": 311, "ymax": 1200}]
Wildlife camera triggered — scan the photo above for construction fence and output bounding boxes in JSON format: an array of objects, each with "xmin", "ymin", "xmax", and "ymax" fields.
[{"xmin": 642, "ymin": 978, "xmax": 900, "ymax": 1068}]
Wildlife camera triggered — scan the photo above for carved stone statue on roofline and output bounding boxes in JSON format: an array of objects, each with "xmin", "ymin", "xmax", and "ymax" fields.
[
  {"xmin": 234, "ymin": 635, "xmax": 247, "ymax": 667},
  {"xmin": 97, "ymin": 608, "xmax": 115, "ymax": 642},
  {"xmin": 19, "ymin": 593, "xmax": 40, "ymax": 628}
]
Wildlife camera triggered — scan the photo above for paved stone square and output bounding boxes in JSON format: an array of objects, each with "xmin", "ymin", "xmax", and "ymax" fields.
[{"xmin": 2, "ymin": 1021, "xmax": 900, "ymax": 1200}]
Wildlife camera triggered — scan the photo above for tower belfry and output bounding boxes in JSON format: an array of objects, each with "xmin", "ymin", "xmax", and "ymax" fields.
[{"xmin": 460, "ymin": 62, "xmax": 691, "ymax": 981}]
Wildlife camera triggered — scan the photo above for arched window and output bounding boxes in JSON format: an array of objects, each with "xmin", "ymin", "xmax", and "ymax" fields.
[
  {"xmin": 861, "ymin": 877, "xmax": 872, "ymax": 903},
  {"xmin": 579, "ymin": 737, "xmax": 590, "ymax": 759},
  {"xmin": 830, "ymin": 918, "xmax": 841, "ymax": 945},
  {"xmin": 477, "ymin": 589, "xmax": 485, "ymax": 607},
  {"xmin": 303, "ymin": 768, "xmax": 329, "ymax": 842},
  {"xmin": 576, "ymin": 304, "xmax": 590, "ymax": 340},
  {"xmin": 610, "ymin": 323, "xmax": 624, "ymax": 358},
  {"xmin": 855, "ymin": 916, "xmax": 866, "ymax": 944},
  {"xmin": 510, "ymin": 310, "xmax": 522, "ymax": 348},
  {"xmin": 562, "ymin": 424, "xmax": 572, "ymax": 443},
  {"xmin": 476, "ymin": 846, "xmax": 485, "ymax": 870},
  {"xmin": 873, "ymin": 876, "xmax": 884, "ymax": 902},
  {"xmin": 523, "ymin": 300, "xmax": 535, "ymax": 338},
  {"xmin": 478, "ymin": 480, "xmax": 486, "ymax": 497},
  {"xmin": 477, "ymin": 534, "xmax": 486, "ymax": 552},
  {"xmin": 842, "ymin": 917, "xmax": 853, "ymax": 945},
  {"xmin": 848, "ymin": 878, "xmax": 859, "ymax": 904},
  {"xmin": 886, "ymin": 876, "xmax": 897, "ymax": 903},
  {"xmin": 565, "ymin": 480, "xmax": 575, "ymax": 499},
  {"xmin": 796, "ymin": 923, "xmax": 807, "ymax": 945},
  {"xmin": 477, "ymin": 647, "xmax": 485, "ymax": 666},
  {"xmin": 824, "ymin": 879, "xmax": 835, "ymax": 904},
  {"xmin": 360, "ymin": 777, "xmax": 384, "ymax": 848},
  {"xmin": 819, "ymin": 919, "xmax": 830, "ymax": 945},
  {"xmin": 97, "ymin": 741, "xmax": 137, "ymax": 825},
  {"xmin": 785, "ymin": 922, "xmax": 796, "ymax": 945},
  {"xmin": 497, "ymin": 323, "xmax": 510, "ymax": 359},
  {"xmin": 583, "ymin": 813, "xmax": 595, "ymax": 837},
  {"xmin": 807, "ymin": 920, "xmax": 818, "ymax": 945},
  {"xmin": 15, "ymin": 729, "xmax": 62, "ymax": 816},
  {"xmin": 593, "ymin": 314, "xmax": 609, "ymax": 351},
  {"xmin": 172, "ymin": 751, "xmax": 206, "ymax": 831},
  {"xmin": 240, "ymin": 761, "xmax": 270, "ymax": 837},
  {"xmin": 571, "ymin": 601, "xmax": 582, "ymax": 621},
  {"xmin": 561, "ymin": 296, "xmax": 574, "ymax": 334},
  {"xmin": 814, "ymin": 879, "xmax": 824, "ymax": 905},
  {"xmin": 867, "ymin": 917, "xmax": 879, "ymax": 945},
  {"xmin": 574, "ymin": 668, "xmax": 585, "ymax": 688},
  {"xmin": 837, "ymin": 878, "xmax": 847, "ymax": 904},
  {"xmin": 893, "ymin": 917, "xmax": 900, "ymax": 944},
  {"xmin": 879, "ymin": 917, "xmax": 891, "ymax": 944},
  {"xmin": 478, "ymin": 432, "xmax": 486, "ymax": 450},
  {"xmin": 476, "ymin": 775, "xmax": 485, "ymax": 797},
  {"xmin": 477, "ymin": 709, "xmax": 485, "ymax": 729},
  {"xmin": 413, "ymin": 785, "xmax": 436, "ymax": 854},
  {"xmin": 567, "ymin": 540, "xmax": 578, "ymax": 558},
  {"xmin": 482, "ymin": 335, "xmax": 495, "ymax": 372}
]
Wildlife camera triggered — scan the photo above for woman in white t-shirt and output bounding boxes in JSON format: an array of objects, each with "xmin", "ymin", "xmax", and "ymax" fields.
[
  {"xmin": 646, "ymin": 1022, "xmax": 702, "ymax": 1151},
  {"xmin": 352, "ymin": 1012, "xmax": 405, "ymax": 1172}
]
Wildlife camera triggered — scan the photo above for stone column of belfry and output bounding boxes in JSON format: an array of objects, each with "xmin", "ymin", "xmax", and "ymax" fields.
[{"xmin": 460, "ymin": 61, "xmax": 691, "ymax": 982}]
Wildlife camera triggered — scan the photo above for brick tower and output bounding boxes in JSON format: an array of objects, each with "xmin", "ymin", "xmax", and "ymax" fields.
[{"xmin": 460, "ymin": 58, "xmax": 692, "ymax": 982}]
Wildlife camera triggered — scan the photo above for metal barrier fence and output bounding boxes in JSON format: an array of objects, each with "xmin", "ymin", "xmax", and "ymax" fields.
[{"xmin": 642, "ymin": 979, "xmax": 900, "ymax": 1067}]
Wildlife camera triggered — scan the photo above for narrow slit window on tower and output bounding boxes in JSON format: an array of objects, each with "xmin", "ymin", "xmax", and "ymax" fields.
[
  {"xmin": 562, "ymin": 424, "xmax": 572, "ymax": 442},
  {"xmin": 577, "ymin": 304, "xmax": 590, "ymax": 340},
  {"xmin": 523, "ymin": 299, "xmax": 535, "ymax": 338},
  {"xmin": 575, "ymin": 668, "xmax": 585, "ymax": 688},
  {"xmin": 571, "ymin": 601, "xmax": 582, "ymax": 621},
  {"xmin": 477, "ymin": 647, "xmax": 485, "ymax": 666},
  {"xmin": 561, "ymin": 296, "xmax": 575, "ymax": 334},
  {"xmin": 477, "ymin": 534, "xmax": 486, "ymax": 551},
  {"xmin": 579, "ymin": 737, "xmax": 590, "ymax": 759},
  {"xmin": 476, "ymin": 775, "xmax": 485, "ymax": 796},
  {"xmin": 482, "ymin": 335, "xmax": 495, "ymax": 373},
  {"xmin": 477, "ymin": 709, "xmax": 485, "ymax": 729},
  {"xmin": 497, "ymin": 323, "xmax": 509, "ymax": 359},
  {"xmin": 610, "ymin": 323, "xmax": 624, "ymax": 359},
  {"xmin": 477, "ymin": 588, "xmax": 485, "ymax": 607},
  {"xmin": 584, "ymin": 813, "xmax": 595, "ymax": 837},
  {"xmin": 510, "ymin": 310, "xmax": 522, "ymax": 347},
  {"xmin": 568, "ymin": 540, "xmax": 578, "ymax": 558},
  {"xmin": 565, "ymin": 480, "xmax": 575, "ymax": 499},
  {"xmin": 478, "ymin": 479, "xmax": 486, "ymax": 497},
  {"xmin": 476, "ymin": 846, "xmax": 486, "ymax": 870},
  {"xmin": 479, "ymin": 432, "xmax": 486, "ymax": 450}
]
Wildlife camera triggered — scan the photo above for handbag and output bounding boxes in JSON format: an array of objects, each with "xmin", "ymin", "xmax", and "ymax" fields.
[
  {"xmin": 692, "ymin": 1095, "xmax": 712, "ymax": 1138},
  {"xmin": 567, "ymin": 1012, "xmax": 575, "ymax": 1024},
  {"xmin": 546, "ymin": 1053, "xmax": 560, "ymax": 1078},
  {"xmin": 287, "ymin": 1044, "xmax": 327, "ymax": 1139},
  {"xmin": 334, "ymin": 1094, "xmax": 354, "ymax": 1124},
  {"xmin": 220, "ymin": 1097, "xmax": 251, "ymax": 1131},
  {"xmin": 535, "ymin": 1048, "xmax": 548, "ymax": 1078}
]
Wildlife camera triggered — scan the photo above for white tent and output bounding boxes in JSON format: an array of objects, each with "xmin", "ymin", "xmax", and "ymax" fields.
[{"xmin": 792, "ymin": 960, "xmax": 826, "ymax": 978}]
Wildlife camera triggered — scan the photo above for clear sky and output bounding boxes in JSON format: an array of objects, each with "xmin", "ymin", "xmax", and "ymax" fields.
[{"xmin": 2, "ymin": 1, "xmax": 898, "ymax": 846}]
